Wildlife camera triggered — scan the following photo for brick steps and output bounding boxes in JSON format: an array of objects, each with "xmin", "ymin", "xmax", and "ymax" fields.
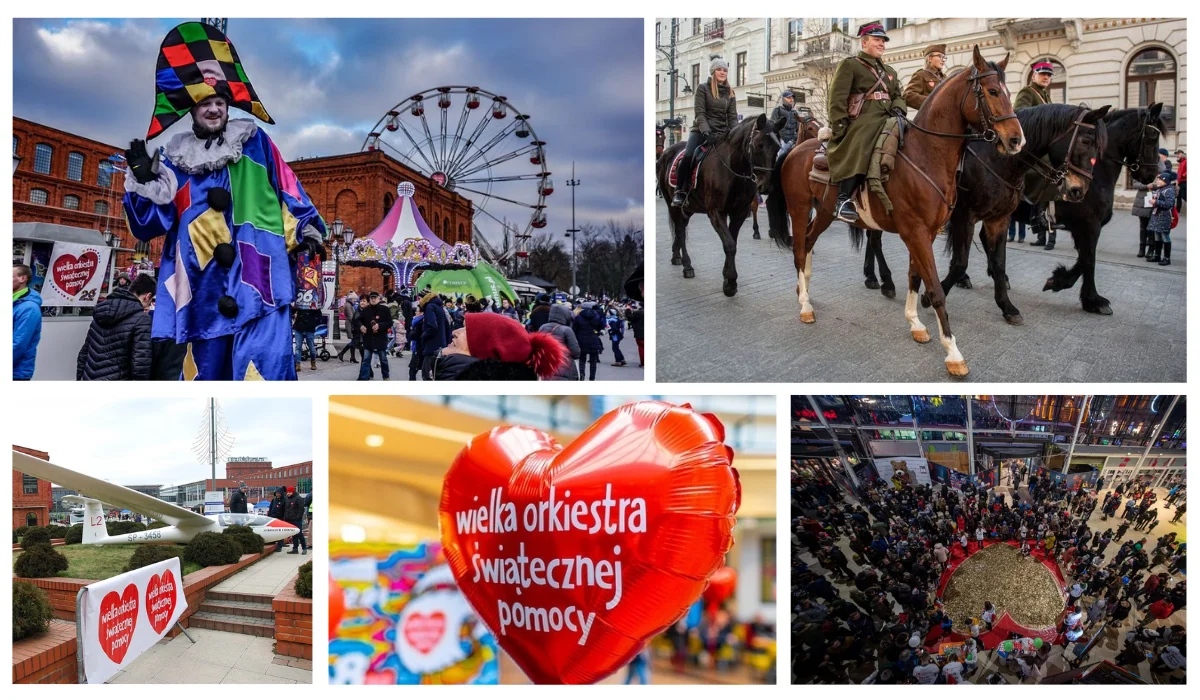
[
  {"xmin": 198, "ymin": 598, "xmax": 274, "ymax": 620},
  {"xmin": 207, "ymin": 590, "xmax": 275, "ymax": 606},
  {"xmin": 188, "ymin": 610, "xmax": 275, "ymax": 637}
]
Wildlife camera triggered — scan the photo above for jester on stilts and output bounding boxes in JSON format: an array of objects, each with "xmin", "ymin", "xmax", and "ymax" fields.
[{"xmin": 122, "ymin": 21, "xmax": 326, "ymax": 380}]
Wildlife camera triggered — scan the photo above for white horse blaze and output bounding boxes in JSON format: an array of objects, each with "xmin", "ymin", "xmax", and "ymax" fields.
[{"xmin": 905, "ymin": 290, "xmax": 926, "ymax": 334}]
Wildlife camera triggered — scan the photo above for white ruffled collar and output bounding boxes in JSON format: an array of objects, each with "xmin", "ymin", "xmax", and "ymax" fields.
[{"xmin": 162, "ymin": 118, "xmax": 258, "ymax": 174}]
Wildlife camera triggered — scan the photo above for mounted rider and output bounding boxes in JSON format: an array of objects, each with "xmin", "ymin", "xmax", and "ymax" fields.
[
  {"xmin": 771, "ymin": 90, "xmax": 801, "ymax": 165},
  {"xmin": 903, "ymin": 44, "xmax": 947, "ymax": 110},
  {"xmin": 1016, "ymin": 61, "xmax": 1058, "ymax": 248},
  {"xmin": 827, "ymin": 22, "xmax": 907, "ymax": 223},
  {"xmin": 671, "ymin": 55, "xmax": 738, "ymax": 206}
]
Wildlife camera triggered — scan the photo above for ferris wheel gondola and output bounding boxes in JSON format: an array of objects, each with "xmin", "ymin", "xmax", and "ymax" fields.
[{"xmin": 362, "ymin": 86, "xmax": 551, "ymax": 250}]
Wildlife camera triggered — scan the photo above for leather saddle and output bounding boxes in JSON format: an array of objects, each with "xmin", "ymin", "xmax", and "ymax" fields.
[
  {"xmin": 810, "ymin": 142, "xmax": 831, "ymax": 185},
  {"xmin": 669, "ymin": 144, "xmax": 710, "ymax": 190}
]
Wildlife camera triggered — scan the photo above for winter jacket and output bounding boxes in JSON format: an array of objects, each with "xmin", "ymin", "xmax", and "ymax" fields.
[
  {"xmin": 434, "ymin": 354, "xmax": 538, "ymax": 381},
  {"xmin": 1148, "ymin": 185, "xmax": 1177, "ymax": 234},
  {"xmin": 12, "ymin": 287, "xmax": 43, "ymax": 380},
  {"xmin": 268, "ymin": 494, "xmax": 285, "ymax": 518},
  {"xmin": 77, "ymin": 287, "xmax": 153, "ymax": 381},
  {"xmin": 629, "ymin": 307, "xmax": 645, "ymax": 340},
  {"xmin": 538, "ymin": 305, "xmax": 581, "ymax": 380},
  {"xmin": 692, "ymin": 81, "xmax": 738, "ymax": 140},
  {"xmin": 229, "ymin": 489, "xmax": 248, "ymax": 514},
  {"xmin": 357, "ymin": 303, "xmax": 393, "ymax": 352},
  {"xmin": 526, "ymin": 303, "xmax": 551, "ymax": 331},
  {"xmin": 572, "ymin": 305, "xmax": 605, "ymax": 353},
  {"xmin": 342, "ymin": 298, "xmax": 359, "ymax": 337},
  {"xmin": 284, "ymin": 494, "xmax": 305, "ymax": 523},
  {"xmin": 293, "ymin": 308, "xmax": 322, "ymax": 333},
  {"xmin": 420, "ymin": 295, "xmax": 450, "ymax": 353},
  {"xmin": 1131, "ymin": 184, "xmax": 1153, "ymax": 218}
]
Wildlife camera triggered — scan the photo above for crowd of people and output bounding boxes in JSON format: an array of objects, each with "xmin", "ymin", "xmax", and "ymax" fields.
[
  {"xmin": 332, "ymin": 281, "xmax": 645, "ymax": 381},
  {"xmin": 792, "ymin": 463, "xmax": 1186, "ymax": 684}
]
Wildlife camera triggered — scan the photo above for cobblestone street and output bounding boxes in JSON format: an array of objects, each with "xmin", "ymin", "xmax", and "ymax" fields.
[{"xmin": 657, "ymin": 198, "xmax": 1186, "ymax": 382}]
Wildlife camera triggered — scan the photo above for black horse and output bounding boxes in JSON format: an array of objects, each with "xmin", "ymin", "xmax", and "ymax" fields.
[
  {"xmin": 1023, "ymin": 104, "xmax": 1165, "ymax": 315},
  {"xmin": 857, "ymin": 104, "xmax": 1110, "ymax": 314},
  {"xmin": 657, "ymin": 113, "xmax": 787, "ymax": 296}
]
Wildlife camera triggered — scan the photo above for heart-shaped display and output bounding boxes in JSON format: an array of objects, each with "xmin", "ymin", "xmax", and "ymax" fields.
[
  {"xmin": 439, "ymin": 400, "xmax": 741, "ymax": 684},
  {"xmin": 145, "ymin": 569, "xmax": 178, "ymax": 634},
  {"xmin": 702, "ymin": 566, "xmax": 738, "ymax": 609},
  {"xmin": 97, "ymin": 583, "xmax": 139, "ymax": 664},
  {"xmin": 51, "ymin": 250, "xmax": 100, "ymax": 297},
  {"xmin": 403, "ymin": 612, "xmax": 447, "ymax": 654}
]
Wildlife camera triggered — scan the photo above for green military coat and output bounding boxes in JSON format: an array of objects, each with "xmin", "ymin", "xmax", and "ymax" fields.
[
  {"xmin": 903, "ymin": 66, "xmax": 946, "ymax": 111},
  {"xmin": 827, "ymin": 52, "xmax": 907, "ymax": 182},
  {"xmin": 1014, "ymin": 83, "xmax": 1052, "ymax": 110}
]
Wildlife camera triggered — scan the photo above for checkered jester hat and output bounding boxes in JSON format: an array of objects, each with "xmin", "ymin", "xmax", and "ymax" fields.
[{"xmin": 146, "ymin": 22, "xmax": 274, "ymax": 139}]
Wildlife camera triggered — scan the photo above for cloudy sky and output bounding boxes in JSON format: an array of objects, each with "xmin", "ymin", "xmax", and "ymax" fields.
[
  {"xmin": 13, "ymin": 18, "xmax": 645, "ymax": 242},
  {"xmin": 15, "ymin": 398, "xmax": 312, "ymax": 486}
]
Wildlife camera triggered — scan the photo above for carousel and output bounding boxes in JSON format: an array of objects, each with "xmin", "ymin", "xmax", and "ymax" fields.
[{"xmin": 336, "ymin": 181, "xmax": 479, "ymax": 289}]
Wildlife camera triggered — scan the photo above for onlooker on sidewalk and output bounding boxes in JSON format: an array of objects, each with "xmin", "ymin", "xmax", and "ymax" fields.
[
  {"xmin": 572, "ymin": 302, "xmax": 605, "ymax": 381},
  {"xmin": 419, "ymin": 291, "xmax": 450, "ymax": 380},
  {"xmin": 293, "ymin": 306, "xmax": 323, "ymax": 372},
  {"xmin": 538, "ymin": 304, "xmax": 580, "ymax": 380},
  {"xmin": 283, "ymin": 486, "xmax": 307, "ymax": 555},
  {"xmin": 357, "ymin": 291, "xmax": 393, "ymax": 380},
  {"xmin": 12, "ymin": 264, "xmax": 43, "ymax": 380},
  {"xmin": 1148, "ymin": 171, "xmax": 1178, "ymax": 266},
  {"xmin": 1132, "ymin": 181, "xmax": 1154, "ymax": 258},
  {"xmin": 76, "ymin": 273, "xmax": 155, "ymax": 380},
  {"xmin": 336, "ymin": 292, "xmax": 361, "ymax": 363}
]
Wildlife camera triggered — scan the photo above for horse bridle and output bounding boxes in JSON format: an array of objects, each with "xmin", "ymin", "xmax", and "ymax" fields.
[
  {"xmin": 717, "ymin": 124, "xmax": 781, "ymax": 183},
  {"xmin": 901, "ymin": 65, "xmax": 1018, "ymax": 142},
  {"xmin": 1024, "ymin": 107, "xmax": 1100, "ymax": 186},
  {"xmin": 1105, "ymin": 112, "xmax": 1160, "ymax": 172}
]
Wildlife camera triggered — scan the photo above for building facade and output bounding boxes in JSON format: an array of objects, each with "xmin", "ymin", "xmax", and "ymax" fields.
[
  {"xmin": 167, "ymin": 459, "xmax": 314, "ymax": 509},
  {"xmin": 12, "ymin": 446, "xmax": 53, "ymax": 529},
  {"xmin": 656, "ymin": 18, "xmax": 1186, "ymax": 202},
  {"xmin": 14, "ymin": 117, "xmax": 475, "ymax": 298}
]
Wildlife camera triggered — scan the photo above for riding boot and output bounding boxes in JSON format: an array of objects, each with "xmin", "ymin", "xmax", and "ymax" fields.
[
  {"xmin": 671, "ymin": 156, "xmax": 693, "ymax": 207},
  {"xmin": 1044, "ymin": 230, "xmax": 1056, "ymax": 252},
  {"xmin": 835, "ymin": 177, "xmax": 859, "ymax": 223},
  {"xmin": 1158, "ymin": 242, "xmax": 1171, "ymax": 266},
  {"xmin": 1029, "ymin": 205, "xmax": 1049, "ymax": 246}
]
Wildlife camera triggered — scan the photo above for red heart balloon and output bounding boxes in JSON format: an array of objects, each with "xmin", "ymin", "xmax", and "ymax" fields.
[
  {"xmin": 439, "ymin": 400, "xmax": 740, "ymax": 684},
  {"xmin": 329, "ymin": 574, "xmax": 345, "ymax": 640},
  {"xmin": 97, "ymin": 583, "xmax": 139, "ymax": 664},
  {"xmin": 145, "ymin": 569, "xmax": 178, "ymax": 634},
  {"xmin": 703, "ymin": 566, "xmax": 738, "ymax": 608}
]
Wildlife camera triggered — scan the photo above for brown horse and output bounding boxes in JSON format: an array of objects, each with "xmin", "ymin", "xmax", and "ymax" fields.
[
  {"xmin": 752, "ymin": 116, "xmax": 823, "ymax": 239},
  {"xmin": 772, "ymin": 46, "xmax": 1023, "ymax": 377}
]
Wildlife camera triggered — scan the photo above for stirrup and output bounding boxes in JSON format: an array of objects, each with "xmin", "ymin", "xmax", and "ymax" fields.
[
  {"xmin": 671, "ymin": 189, "xmax": 688, "ymax": 206},
  {"xmin": 835, "ymin": 197, "xmax": 858, "ymax": 223}
]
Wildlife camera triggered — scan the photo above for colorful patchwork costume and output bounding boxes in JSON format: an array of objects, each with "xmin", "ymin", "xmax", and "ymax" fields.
[{"xmin": 123, "ymin": 22, "xmax": 325, "ymax": 380}]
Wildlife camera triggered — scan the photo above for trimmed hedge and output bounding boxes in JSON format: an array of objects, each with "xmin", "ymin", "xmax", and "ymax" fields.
[
  {"xmin": 107, "ymin": 521, "xmax": 147, "ymax": 536},
  {"xmin": 126, "ymin": 544, "xmax": 185, "ymax": 573},
  {"xmin": 223, "ymin": 526, "xmax": 265, "ymax": 556},
  {"xmin": 64, "ymin": 524, "xmax": 83, "ymax": 545},
  {"xmin": 14, "ymin": 544, "xmax": 69, "ymax": 578},
  {"xmin": 13, "ymin": 581, "xmax": 54, "ymax": 641},
  {"xmin": 182, "ymin": 532, "xmax": 242, "ymax": 567},
  {"xmin": 19, "ymin": 527, "xmax": 52, "ymax": 550},
  {"xmin": 294, "ymin": 561, "xmax": 313, "ymax": 598},
  {"xmin": 147, "ymin": 521, "xmax": 169, "ymax": 530},
  {"xmin": 44, "ymin": 524, "xmax": 68, "ymax": 539}
]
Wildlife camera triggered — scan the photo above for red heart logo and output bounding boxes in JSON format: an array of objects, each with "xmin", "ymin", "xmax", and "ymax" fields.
[
  {"xmin": 439, "ymin": 401, "xmax": 740, "ymax": 684},
  {"xmin": 51, "ymin": 250, "xmax": 100, "ymax": 297},
  {"xmin": 97, "ymin": 584, "xmax": 139, "ymax": 664},
  {"xmin": 145, "ymin": 569, "xmax": 178, "ymax": 634},
  {"xmin": 403, "ymin": 612, "xmax": 446, "ymax": 654}
]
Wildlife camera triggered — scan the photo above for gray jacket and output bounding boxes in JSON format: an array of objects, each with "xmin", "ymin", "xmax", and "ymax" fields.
[
  {"xmin": 1132, "ymin": 184, "xmax": 1153, "ymax": 218},
  {"xmin": 538, "ymin": 305, "xmax": 580, "ymax": 381}
]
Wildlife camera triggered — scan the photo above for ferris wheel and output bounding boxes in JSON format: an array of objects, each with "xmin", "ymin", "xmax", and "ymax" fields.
[{"xmin": 363, "ymin": 86, "xmax": 552, "ymax": 253}]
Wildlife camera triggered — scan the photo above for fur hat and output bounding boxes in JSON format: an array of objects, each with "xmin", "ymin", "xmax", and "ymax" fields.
[
  {"xmin": 419, "ymin": 290, "xmax": 440, "ymax": 307},
  {"xmin": 710, "ymin": 55, "xmax": 729, "ymax": 74},
  {"xmin": 464, "ymin": 313, "xmax": 566, "ymax": 379}
]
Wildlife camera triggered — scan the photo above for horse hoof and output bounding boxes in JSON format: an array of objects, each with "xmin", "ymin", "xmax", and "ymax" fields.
[
  {"xmin": 920, "ymin": 294, "xmax": 932, "ymax": 309},
  {"xmin": 957, "ymin": 278, "xmax": 973, "ymax": 290},
  {"xmin": 1005, "ymin": 314, "xmax": 1025, "ymax": 326},
  {"xmin": 1042, "ymin": 278, "xmax": 1058, "ymax": 292},
  {"xmin": 683, "ymin": 269, "xmax": 695, "ymax": 279},
  {"xmin": 881, "ymin": 286, "xmax": 896, "ymax": 300},
  {"xmin": 671, "ymin": 256, "xmax": 682, "ymax": 266},
  {"xmin": 864, "ymin": 278, "xmax": 880, "ymax": 290},
  {"xmin": 801, "ymin": 310, "xmax": 816, "ymax": 324},
  {"xmin": 723, "ymin": 283, "xmax": 738, "ymax": 297},
  {"xmin": 1086, "ymin": 304, "xmax": 1113, "ymax": 316},
  {"xmin": 912, "ymin": 329, "xmax": 931, "ymax": 344},
  {"xmin": 945, "ymin": 360, "xmax": 970, "ymax": 377},
  {"xmin": 753, "ymin": 232, "xmax": 761, "ymax": 240}
]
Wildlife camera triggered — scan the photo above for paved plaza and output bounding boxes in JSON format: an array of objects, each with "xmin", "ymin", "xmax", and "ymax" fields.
[{"xmin": 657, "ymin": 199, "xmax": 1186, "ymax": 382}]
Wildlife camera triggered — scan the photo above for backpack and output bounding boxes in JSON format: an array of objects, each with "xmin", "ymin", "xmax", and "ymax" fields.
[{"xmin": 1171, "ymin": 207, "xmax": 1179, "ymax": 229}]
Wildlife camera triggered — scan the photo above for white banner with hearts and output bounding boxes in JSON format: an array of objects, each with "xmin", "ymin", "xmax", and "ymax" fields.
[
  {"xmin": 40, "ymin": 241, "xmax": 112, "ymax": 306},
  {"xmin": 77, "ymin": 556, "xmax": 187, "ymax": 684}
]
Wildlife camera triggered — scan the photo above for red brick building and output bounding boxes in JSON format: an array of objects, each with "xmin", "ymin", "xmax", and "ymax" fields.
[
  {"xmin": 14, "ymin": 116, "xmax": 474, "ymax": 299},
  {"xmin": 290, "ymin": 150, "xmax": 473, "ymax": 296},
  {"xmin": 12, "ymin": 446, "xmax": 53, "ymax": 529},
  {"xmin": 12, "ymin": 117, "xmax": 161, "ymax": 273}
]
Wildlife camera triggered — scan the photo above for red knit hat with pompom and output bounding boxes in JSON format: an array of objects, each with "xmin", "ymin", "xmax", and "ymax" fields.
[{"xmin": 464, "ymin": 313, "xmax": 567, "ymax": 379}]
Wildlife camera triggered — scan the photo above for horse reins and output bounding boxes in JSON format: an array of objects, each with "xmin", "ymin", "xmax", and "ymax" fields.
[
  {"xmin": 1104, "ymin": 112, "xmax": 1160, "ymax": 172},
  {"xmin": 1024, "ymin": 107, "xmax": 1101, "ymax": 185},
  {"xmin": 898, "ymin": 65, "xmax": 1018, "ymax": 143},
  {"xmin": 716, "ymin": 125, "xmax": 780, "ymax": 183}
]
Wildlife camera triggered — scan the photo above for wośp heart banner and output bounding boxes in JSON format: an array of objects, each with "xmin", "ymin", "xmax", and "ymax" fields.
[
  {"xmin": 40, "ymin": 241, "xmax": 112, "ymax": 306},
  {"xmin": 78, "ymin": 556, "xmax": 187, "ymax": 683},
  {"xmin": 439, "ymin": 400, "xmax": 741, "ymax": 684}
]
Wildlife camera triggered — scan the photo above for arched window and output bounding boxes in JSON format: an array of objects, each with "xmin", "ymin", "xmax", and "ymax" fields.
[
  {"xmin": 443, "ymin": 217, "xmax": 450, "ymax": 239},
  {"xmin": 419, "ymin": 205, "xmax": 426, "ymax": 220},
  {"xmin": 12, "ymin": 135, "xmax": 18, "ymax": 155},
  {"xmin": 97, "ymin": 162, "xmax": 113, "ymax": 188},
  {"xmin": 1027, "ymin": 58, "xmax": 1067, "ymax": 104},
  {"xmin": 94, "ymin": 200, "xmax": 110, "ymax": 215},
  {"xmin": 33, "ymin": 143, "xmax": 53, "ymax": 174},
  {"xmin": 67, "ymin": 152, "xmax": 85, "ymax": 181},
  {"xmin": 383, "ymin": 192, "xmax": 394, "ymax": 218},
  {"xmin": 26, "ymin": 512, "xmax": 38, "ymax": 528},
  {"xmin": 1126, "ymin": 48, "xmax": 1177, "ymax": 131},
  {"xmin": 63, "ymin": 194, "xmax": 81, "ymax": 210},
  {"xmin": 29, "ymin": 188, "xmax": 48, "ymax": 205},
  {"xmin": 458, "ymin": 223, "xmax": 465, "ymax": 242}
]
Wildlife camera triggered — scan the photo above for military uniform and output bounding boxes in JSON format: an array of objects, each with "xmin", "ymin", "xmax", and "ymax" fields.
[
  {"xmin": 1014, "ymin": 82, "xmax": 1052, "ymax": 110},
  {"xmin": 827, "ymin": 51, "xmax": 906, "ymax": 183},
  {"xmin": 903, "ymin": 44, "xmax": 948, "ymax": 111}
]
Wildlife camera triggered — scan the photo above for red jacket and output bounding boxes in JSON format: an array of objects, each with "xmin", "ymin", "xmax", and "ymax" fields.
[
  {"xmin": 1177, "ymin": 157, "xmax": 1186, "ymax": 183},
  {"xmin": 1148, "ymin": 598, "xmax": 1175, "ymax": 620}
]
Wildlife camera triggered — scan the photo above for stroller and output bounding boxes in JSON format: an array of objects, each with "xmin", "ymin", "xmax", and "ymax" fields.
[{"xmin": 300, "ymin": 323, "xmax": 332, "ymax": 362}]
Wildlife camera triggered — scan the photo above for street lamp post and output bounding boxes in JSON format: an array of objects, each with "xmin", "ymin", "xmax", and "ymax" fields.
[
  {"xmin": 656, "ymin": 19, "xmax": 682, "ymax": 145},
  {"xmin": 327, "ymin": 217, "xmax": 344, "ymax": 338},
  {"xmin": 565, "ymin": 162, "xmax": 581, "ymax": 296}
]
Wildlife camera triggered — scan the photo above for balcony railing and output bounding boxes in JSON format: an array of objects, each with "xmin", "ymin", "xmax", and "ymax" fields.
[
  {"xmin": 704, "ymin": 20, "xmax": 725, "ymax": 41},
  {"xmin": 802, "ymin": 33, "xmax": 855, "ymax": 59}
]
